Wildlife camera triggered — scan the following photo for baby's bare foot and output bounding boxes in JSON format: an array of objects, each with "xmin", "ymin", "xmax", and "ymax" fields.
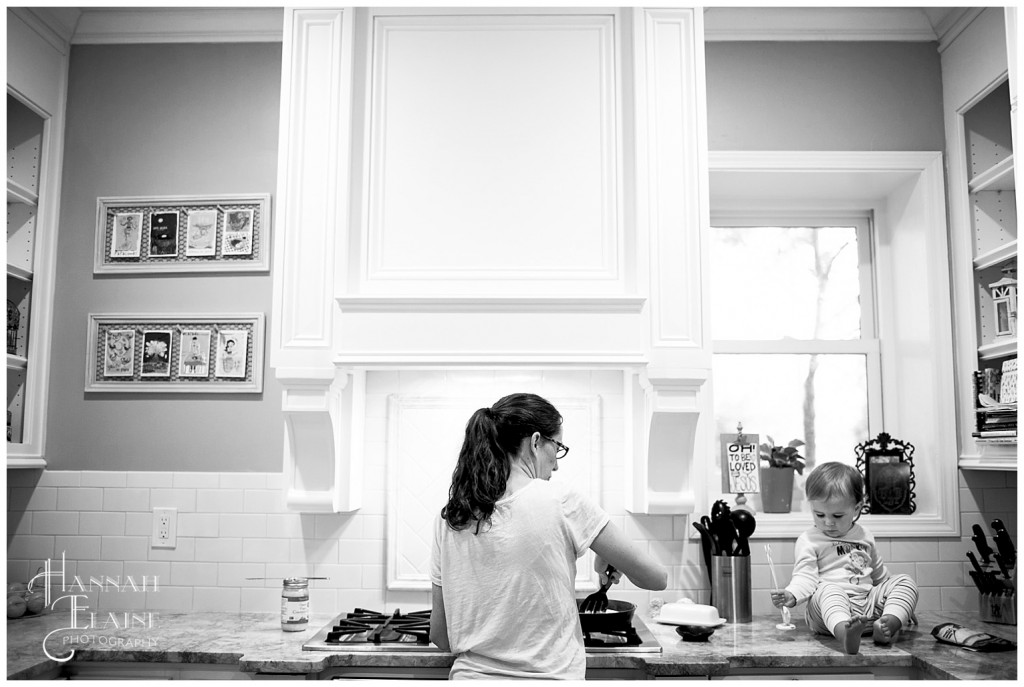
[
  {"xmin": 872, "ymin": 614, "xmax": 902, "ymax": 645},
  {"xmin": 834, "ymin": 616, "xmax": 870, "ymax": 655}
]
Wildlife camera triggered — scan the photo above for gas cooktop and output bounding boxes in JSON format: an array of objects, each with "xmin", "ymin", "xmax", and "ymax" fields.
[{"xmin": 303, "ymin": 608, "xmax": 662, "ymax": 654}]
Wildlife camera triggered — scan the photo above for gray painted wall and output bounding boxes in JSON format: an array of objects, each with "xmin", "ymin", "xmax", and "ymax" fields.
[
  {"xmin": 47, "ymin": 43, "xmax": 283, "ymax": 471},
  {"xmin": 706, "ymin": 42, "xmax": 945, "ymax": 150}
]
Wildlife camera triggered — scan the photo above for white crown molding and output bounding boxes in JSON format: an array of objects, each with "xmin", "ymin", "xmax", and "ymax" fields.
[
  {"xmin": 8, "ymin": 7, "xmax": 76, "ymax": 55},
  {"xmin": 703, "ymin": 7, "xmax": 944, "ymax": 42},
  {"xmin": 70, "ymin": 8, "xmax": 284, "ymax": 44},
  {"xmin": 934, "ymin": 7, "xmax": 987, "ymax": 53}
]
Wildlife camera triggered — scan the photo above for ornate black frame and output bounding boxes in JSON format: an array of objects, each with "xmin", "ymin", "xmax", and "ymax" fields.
[{"xmin": 854, "ymin": 432, "xmax": 917, "ymax": 515}]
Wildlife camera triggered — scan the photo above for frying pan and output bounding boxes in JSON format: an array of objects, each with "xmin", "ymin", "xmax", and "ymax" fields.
[{"xmin": 577, "ymin": 598, "xmax": 636, "ymax": 633}]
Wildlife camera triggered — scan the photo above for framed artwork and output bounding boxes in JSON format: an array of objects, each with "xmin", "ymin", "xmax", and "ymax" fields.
[
  {"xmin": 178, "ymin": 329, "xmax": 212, "ymax": 377},
  {"xmin": 110, "ymin": 213, "xmax": 143, "ymax": 258},
  {"xmin": 148, "ymin": 212, "xmax": 179, "ymax": 257},
  {"xmin": 215, "ymin": 330, "xmax": 248, "ymax": 379},
  {"xmin": 854, "ymin": 432, "xmax": 917, "ymax": 515},
  {"xmin": 185, "ymin": 210, "xmax": 218, "ymax": 257},
  {"xmin": 85, "ymin": 313, "xmax": 264, "ymax": 393},
  {"xmin": 94, "ymin": 194, "xmax": 271, "ymax": 273},
  {"xmin": 103, "ymin": 329, "xmax": 136, "ymax": 377},
  {"xmin": 140, "ymin": 330, "xmax": 173, "ymax": 377},
  {"xmin": 221, "ymin": 209, "xmax": 254, "ymax": 256}
]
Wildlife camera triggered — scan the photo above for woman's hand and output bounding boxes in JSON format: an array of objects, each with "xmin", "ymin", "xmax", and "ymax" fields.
[
  {"xmin": 770, "ymin": 590, "xmax": 796, "ymax": 608},
  {"xmin": 593, "ymin": 556, "xmax": 623, "ymax": 586}
]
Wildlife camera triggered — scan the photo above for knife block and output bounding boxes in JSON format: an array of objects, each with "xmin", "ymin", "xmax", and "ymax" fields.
[{"xmin": 979, "ymin": 592, "xmax": 1016, "ymax": 625}]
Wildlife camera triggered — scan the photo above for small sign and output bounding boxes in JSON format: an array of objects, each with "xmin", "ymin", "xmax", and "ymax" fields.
[{"xmin": 721, "ymin": 433, "xmax": 761, "ymax": 495}]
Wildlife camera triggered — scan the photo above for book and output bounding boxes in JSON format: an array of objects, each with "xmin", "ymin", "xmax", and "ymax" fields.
[{"xmin": 1000, "ymin": 359, "xmax": 1017, "ymax": 404}]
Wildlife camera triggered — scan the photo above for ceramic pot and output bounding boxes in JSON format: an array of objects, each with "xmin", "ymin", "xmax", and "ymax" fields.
[{"xmin": 760, "ymin": 466, "xmax": 795, "ymax": 513}]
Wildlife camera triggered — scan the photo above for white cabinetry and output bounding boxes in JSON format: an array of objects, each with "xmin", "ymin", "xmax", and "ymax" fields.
[
  {"xmin": 6, "ymin": 9, "xmax": 68, "ymax": 466},
  {"xmin": 943, "ymin": 8, "xmax": 1018, "ymax": 470},
  {"xmin": 272, "ymin": 7, "xmax": 710, "ymax": 512}
]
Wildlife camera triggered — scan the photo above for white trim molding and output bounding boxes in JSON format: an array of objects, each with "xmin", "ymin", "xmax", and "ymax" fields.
[
  {"xmin": 70, "ymin": 8, "xmax": 284, "ymax": 44},
  {"xmin": 704, "ymin": 7, "xmax": 951, "ymax": 43}
]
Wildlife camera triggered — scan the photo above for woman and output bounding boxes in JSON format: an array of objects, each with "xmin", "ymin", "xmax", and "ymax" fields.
[{"xmin": 429, "ymin": 393, "xmax": 668, "ymax": 679}]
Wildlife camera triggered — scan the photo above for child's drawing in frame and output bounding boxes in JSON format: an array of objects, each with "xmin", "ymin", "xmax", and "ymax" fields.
[
  {"xmin": 149, "ymin": 211, "xmax": 179, "ymax": 257},
  {"xmin": 221, "ymin": 209, "xmax": 254, "ymax": 256},
  {"xmin": 215, "ymin": 330, "xmax": 248, "ymax": 379},
  {"xmin": 178, "ymin": 329, "xmax": 212, "ymax": 377},
  {"xmin": 110, "ymin": 212, "xmax": 143, "ymax": 258},
  {"xmin": 185, "ymin": 209, "xmax": 218, "ymax": 257},
  {"xmin": 103, "ymin": 329, "xmax": 136, "ymax": 377},
  {"xmin": 141, "ymin": 329, "xmax": 172, "ymax": 377}
]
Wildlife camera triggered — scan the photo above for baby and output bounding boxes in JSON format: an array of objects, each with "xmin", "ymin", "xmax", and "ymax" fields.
[{"xmin": 770, "ymin": 462, "xmax": 918, "ymax": 655}]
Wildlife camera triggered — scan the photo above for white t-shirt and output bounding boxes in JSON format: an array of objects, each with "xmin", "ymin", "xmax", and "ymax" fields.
[{"xmin": 430, "ymin": 479, "xmax": 609, "ymax": 680}]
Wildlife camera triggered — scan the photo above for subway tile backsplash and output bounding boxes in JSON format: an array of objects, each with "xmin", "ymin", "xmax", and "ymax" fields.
[{"xmin": 6, "ymin": 468, "xmax": 1016, "ymax": 615}]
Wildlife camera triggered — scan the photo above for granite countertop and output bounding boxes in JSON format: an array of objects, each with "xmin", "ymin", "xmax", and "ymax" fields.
[{"xmin": 6, "ymin": 609, "xmax": 1017, "ymax": 680}]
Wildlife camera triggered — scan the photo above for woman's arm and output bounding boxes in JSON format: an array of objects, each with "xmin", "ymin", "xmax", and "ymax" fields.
[
  {"xmin": 429, "ymin": 584, "xmax": 451, "ymax": 652},
  {"xmin": 590, "ymin": 521, "xmax": 668, "ymax": 591}
]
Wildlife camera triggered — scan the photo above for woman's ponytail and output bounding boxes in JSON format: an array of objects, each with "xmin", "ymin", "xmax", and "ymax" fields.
[{"xmin": 441, "ymin": 394, "xmax": 562, "ymax": 534}]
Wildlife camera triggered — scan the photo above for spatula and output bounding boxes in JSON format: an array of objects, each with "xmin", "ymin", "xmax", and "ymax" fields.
[{"xmin": 579, "ymin": 565, "xmax": 617, "ymax": 614}]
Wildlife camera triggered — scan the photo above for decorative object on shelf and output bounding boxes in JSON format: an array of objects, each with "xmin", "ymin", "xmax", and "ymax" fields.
[
  {"xmin": 758, "ymin": 437, "xmax": 805, "ymax": 513},
  {"xmin": 989, "ymin": 267, "xmax": 1017, "ymax": 339},
  {"xmin": 93, "ymin": 194, "xmax": 271, "ymax": 273},
  {"xmin": 854, "ymin": 432, "xmax": 917, "ymax": 515},
  {"xmin": 1000, "ymin": 358, "xmax": 1017, "ymax": 405},
  {"xmin": 7, "ymin": 300, "xmax": 20, "ymax": 355},
  {"xmin": 85, "ymin": 313, "xmax": 265, "ymax": 393},
  {"xmin": 721, "ymin": 422, "xmax": 760, "ymax": 510}
]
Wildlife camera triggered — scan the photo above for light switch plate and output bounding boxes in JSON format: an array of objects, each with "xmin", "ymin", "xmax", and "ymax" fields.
[{"xmin": 152, "ymin": 507, "xmax": 177, "ymax": 549}]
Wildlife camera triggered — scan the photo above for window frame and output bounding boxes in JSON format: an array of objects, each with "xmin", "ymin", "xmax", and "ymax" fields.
[
  {"xmin": 710, "ymin": 213, "xmax": 885, "ymax": 441},
  {"xmin": 703, "ymin": 151, "xmax": 960, "ymax": 538}
]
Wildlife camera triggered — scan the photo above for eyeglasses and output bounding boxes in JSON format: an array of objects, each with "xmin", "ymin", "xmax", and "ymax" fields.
[{"xmin": 542, "ymin": 436, "xmax": 570, "ymax": 459}]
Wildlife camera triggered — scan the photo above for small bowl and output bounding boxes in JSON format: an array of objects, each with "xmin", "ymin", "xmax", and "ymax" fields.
[{"xmin": 675, "ymin": 625, "xmax": 715, "ymax": 642}]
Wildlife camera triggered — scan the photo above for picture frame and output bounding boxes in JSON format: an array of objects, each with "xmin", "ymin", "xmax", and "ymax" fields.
[
  {"xmin": 94, "ymin": 194, "xmax": 271, "ymax": 273},
  {"xmin": 85, "ymin": 313, "xmax": 265, "ymax": 393},
  {"xmin": 854, "ymin": 432, "xmax": 917, "ymax": 515},
  {"xmin": 110, "ymin": 212, "xmax": 143, "ymax": 258}
]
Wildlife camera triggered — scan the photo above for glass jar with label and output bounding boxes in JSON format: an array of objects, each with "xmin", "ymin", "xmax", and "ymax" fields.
[{"xmin": 281, "ymin": 577, "xmax": 309, "ymax": 632}]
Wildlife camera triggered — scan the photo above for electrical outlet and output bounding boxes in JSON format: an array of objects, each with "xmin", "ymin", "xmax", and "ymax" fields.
[{"xmin": 152, "ymin": 507, "xmax": 177, "ymax": 549}]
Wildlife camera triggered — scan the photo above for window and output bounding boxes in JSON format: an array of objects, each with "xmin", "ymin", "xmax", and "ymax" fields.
[{"xmin": 710, "ymin": 215, "xmax": 881, "ymax": 514}]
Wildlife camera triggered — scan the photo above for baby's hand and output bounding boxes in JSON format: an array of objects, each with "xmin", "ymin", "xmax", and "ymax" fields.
[{"xmin": 770, "ymin": 590, "xmax": 796, "ymax": 608}]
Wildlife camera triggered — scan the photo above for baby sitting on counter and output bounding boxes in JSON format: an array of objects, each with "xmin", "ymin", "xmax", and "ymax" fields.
[{"xmin": 770, "ymin": 462, "xmax": 919, "ymax": 655}]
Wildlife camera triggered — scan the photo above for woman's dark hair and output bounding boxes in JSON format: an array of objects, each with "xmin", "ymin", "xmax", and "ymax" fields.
[{"xmin": 441, "ymin": 393, "xmax": 562, "ymax": 534}]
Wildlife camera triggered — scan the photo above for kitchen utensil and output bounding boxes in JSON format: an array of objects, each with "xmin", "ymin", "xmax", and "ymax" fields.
[
  {"xmin": 576, "ymin": 598, "xmax": 636, "ymax": 634},
  {"xmin": 730, "ymin": 509, "xmax": 756, "ymax": 556},
  {"xmin": 994, "ymin": 553, "xmax": 1013, "ymax": 579},
  {"xmin": 765, "ymin": 544, "xmax": 795, "ymax": 630},
  {"xmin": 991, "ymin": 519, "xmax": 1016, "ymax": 568},
  {"xmin": 700, "ymin": 516, "xmax": 721, "ymax": 555},
  {"xmin": 714, "ymin": 517, "xmax": 739, "ymax": 556},
  {"xmin": 711, "ymin": 499, "xmax": 729, "ymax": 521},
  {"xmin": 692, "ymin": 521, "xmax": 715, "ymax": 588},
  {"xmin": 579, "ymin": 565, "xmax": 616, "ymax": 614},
  {"xmin": 972, "ymin": 524, "xmax": 994, "ymax": 565}
]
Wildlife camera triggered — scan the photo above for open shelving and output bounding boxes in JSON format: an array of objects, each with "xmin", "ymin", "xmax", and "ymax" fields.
[{"xmin": 962, "ymin": 78, "xmax": 1018, "ymax": 468}]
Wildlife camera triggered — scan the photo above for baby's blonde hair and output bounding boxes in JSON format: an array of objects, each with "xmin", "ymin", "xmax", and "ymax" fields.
[{"xmin": 804, "ymin": 462, "xmax": 864, "ymax": 504}]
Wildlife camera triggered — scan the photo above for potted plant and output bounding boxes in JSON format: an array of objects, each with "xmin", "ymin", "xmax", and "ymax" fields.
[{"xmin": 758, "ymin": 437, "xmax": 805, "ymax": 513}]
